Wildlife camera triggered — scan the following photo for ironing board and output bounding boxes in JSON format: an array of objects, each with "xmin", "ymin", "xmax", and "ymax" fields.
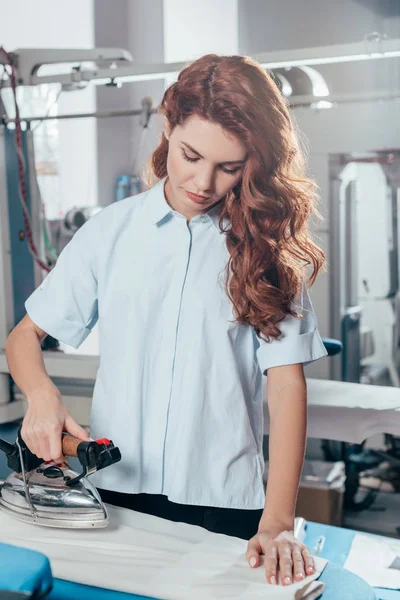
[{"xmin": 44, "ymin": 522, "xmax": 378, "ymax": 600}]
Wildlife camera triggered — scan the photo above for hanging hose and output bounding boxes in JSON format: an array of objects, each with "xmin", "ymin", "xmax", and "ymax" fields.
[{"xmin": 0, "ymin": 46, "xmax": 52, "ymax": 273}]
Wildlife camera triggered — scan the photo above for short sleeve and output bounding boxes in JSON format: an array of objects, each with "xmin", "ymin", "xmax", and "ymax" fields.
[
  {"xmin": 25, "ymin": 218, "xmax": 99, "ymax": 349},
  {"xmin": 255, "ymin": 283, "xmax": 328, "ymax": 374}
]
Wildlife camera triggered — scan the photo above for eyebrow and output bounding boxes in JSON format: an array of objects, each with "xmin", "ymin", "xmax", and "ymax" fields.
[{"xmin": 181, "ymin": 141, "xmax": 247, "ymax": 165}]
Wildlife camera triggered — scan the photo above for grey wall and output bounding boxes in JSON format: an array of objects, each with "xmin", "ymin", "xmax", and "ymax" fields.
[
  {"xmin": 127, "ymin": 0, "xmax": 166, "ymax": 185},
  {"xmin": 94, "ymin": 0, "xmax": 134, "ymax": 207},
  {"xmin": 239, "ymin": 2, "xmax": 400, "ymax": 96},
  {"xmin": 239, "ymin": 0, "xmax": 400, "ymax": 54},
  {"xmin": 94, "ymin": 0, "xmax": 165, "ymax": 206}
]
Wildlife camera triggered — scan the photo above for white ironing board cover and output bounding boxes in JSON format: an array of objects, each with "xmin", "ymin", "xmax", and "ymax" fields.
[{"xmin": 0, "ymin": 503, "xmax": 326, "ymax": 599}]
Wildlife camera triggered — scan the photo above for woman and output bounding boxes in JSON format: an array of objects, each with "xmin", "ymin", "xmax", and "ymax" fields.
[{"xmin": 6, "ymin": 54, "xmax": 327, "ymax": 586}]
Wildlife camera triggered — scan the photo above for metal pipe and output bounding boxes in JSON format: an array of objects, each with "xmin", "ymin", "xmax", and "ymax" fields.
[
  {"xmin": 4, "ymin": 88, "xmax": 400, "ymax": 124},
  {"xmin": 2, "ymin": 37, "xmax": 399, "ymax": 87},
  {"xmin": 290, "ymin": 89, "xmax": 400, "ymax": 108},
  {"xmin": 3, "ymin": 107, "xmax": 159, "ymax": 125}
]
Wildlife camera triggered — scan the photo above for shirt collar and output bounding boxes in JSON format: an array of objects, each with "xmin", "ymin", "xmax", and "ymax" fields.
[
  {"xmin": 147, "ymin": 177, "xmax": 230, "ymax": 233},
  {"xmin": 148, "ymin": 177, "xmax": 173, "ymax": 226},
  {"xmin": 206, "ymin": 201, "xmax": 230, "ymax": 233}
]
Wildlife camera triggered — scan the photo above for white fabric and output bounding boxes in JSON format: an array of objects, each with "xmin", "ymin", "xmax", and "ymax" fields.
[
  {"xmin": 0, "ymin": 504, "xmax": 326, "ymax": 599},
  {"xmin": 25, "ymin": 177, "xmax": 326, "ymax": 509},
  {"xmin": 344, "ymin": 533, "xmax": 400, "ymax": 589}
]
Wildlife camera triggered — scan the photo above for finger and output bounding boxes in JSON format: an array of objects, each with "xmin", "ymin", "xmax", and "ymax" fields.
[
  {"xmin": 246, "ymin": 538, "xmax": 261, "ymax": 568},
  {"xmin": 21, "ymin": 418, "xmax": 42, "ymax": 459},
  {"xmin": 36, "ymin": 442, "xmax": 49, "ymax": 461},
  {"xmin": 27, "ymin": 424, "xmax": 48, "ymax": 461},
  {"xmin": 36, "ymin": 431, "xmax": 52, "ymax": 462},
  {"xmin": 21, "ymin": 430, "xmax": 40, "ymax": 459},
  {"xmin": 278, "ymin": 541, "xmax": 294, "ymax": 586},
  {"xmin": 263, "ymin": 542, "xmax": 278, "ymax": 585},
  {"xmin": 49, "ymin": 426, "xmax": 64, "ymax": 463},
  {"xmin": 21, "ymin": 422, "xmax": 36, "ymax": 454},
  {"xmin": 292, "ymin": 547, "xmax": 305, "ymax": 581},
  {"xmin": 302, "ymin": 547, "xmax": 315, "ymax": 575},
  {"xmin": 64, "ymin": 415, "xmax": 91, "ymax": 441},
  {"xmin": 20, "ymin": 426, "xmax": 31, "ymax": 448}
]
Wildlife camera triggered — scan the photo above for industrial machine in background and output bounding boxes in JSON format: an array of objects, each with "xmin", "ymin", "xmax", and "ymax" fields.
[
  {"xmin": 329, "ymin": 151, "xmax": 400, "ymax": 386},
  {"xmin": 326, "ymin": 150, "xmax": 400, "ymax": 510}
]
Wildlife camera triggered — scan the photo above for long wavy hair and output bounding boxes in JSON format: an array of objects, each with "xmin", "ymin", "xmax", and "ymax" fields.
[{"xmin": 149, "ymin": 54, "xmax": 325, "ymax": 340}]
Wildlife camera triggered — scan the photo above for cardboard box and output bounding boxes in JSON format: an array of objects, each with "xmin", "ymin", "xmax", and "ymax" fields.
[
  {"xmin": 295, "ymin": 483, "xmax": 344, "ymax": 526},
  {"xmin": 296, "ymin": 460, "xmax": 345, "ymax": 526}
]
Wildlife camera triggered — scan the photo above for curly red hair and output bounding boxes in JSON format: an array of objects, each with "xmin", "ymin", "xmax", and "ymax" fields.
[{"xmin": 149, "ymin": 54, "xmax": 325, "ymax": 340}]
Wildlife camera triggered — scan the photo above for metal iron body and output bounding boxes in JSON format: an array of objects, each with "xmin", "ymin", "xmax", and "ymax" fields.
[
  {"xmin": 0, "ymin": 467, "xmax": 107, "ymax": 528},
  {"xmin": 0, "ymin": 431, "xmax": 121, "ymax": 528}
]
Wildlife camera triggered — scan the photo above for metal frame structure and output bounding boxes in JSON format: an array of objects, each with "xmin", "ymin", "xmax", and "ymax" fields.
[
  {"xmin": 1, "ymin": 38, "xmax": 399, "ymax": 89},
  {"xmin": 330, "ymin": 151, "xmax": 400, "ymax": 384}
]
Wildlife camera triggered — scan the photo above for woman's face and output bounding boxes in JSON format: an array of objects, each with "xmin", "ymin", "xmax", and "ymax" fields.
[{"xmin": 164, "ymin": 115, "xmax": 247, "ymax": 220}]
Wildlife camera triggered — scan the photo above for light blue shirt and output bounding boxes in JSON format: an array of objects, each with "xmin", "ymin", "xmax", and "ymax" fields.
[{"xmin": 25, "ymin": 177, "xmax": 327, "ymax": 509}]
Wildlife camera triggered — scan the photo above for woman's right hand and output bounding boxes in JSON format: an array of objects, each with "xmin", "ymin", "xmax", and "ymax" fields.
[{"xmin": 21, "ymin": 386, "xmax": 91, "ymax": 463}]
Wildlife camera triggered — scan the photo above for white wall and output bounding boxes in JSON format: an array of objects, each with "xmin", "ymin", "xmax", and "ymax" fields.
[
  {"xmin": 0, "ymin": 1, "xmax": 97, "ymax": 218},
  {"xmin": 128, "ymin": 0, "xmax": 166, "ymax": 187},
  {"xmin": 0, "ymin": 1, "xmax": 94, "ymax": 48},
  {"xmin": 164, "ymin": 0, "xmax": 238, "ymax": 62}
]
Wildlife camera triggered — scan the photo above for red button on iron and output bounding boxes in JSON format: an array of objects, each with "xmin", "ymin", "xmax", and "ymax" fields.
[{"xmin": 96, "ymin": 438, "xmax": 111, "ymax": 446}]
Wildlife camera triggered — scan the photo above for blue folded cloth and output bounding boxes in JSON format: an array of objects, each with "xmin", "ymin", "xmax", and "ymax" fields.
[{"xmin": 0, "ymin": 541, "xmax": 53, "ymax": 598}]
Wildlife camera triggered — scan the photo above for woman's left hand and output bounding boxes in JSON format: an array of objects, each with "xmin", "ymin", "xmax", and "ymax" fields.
[{"xmin": 246, "ymin": 527, "xmax": 315, "ymax": 586}]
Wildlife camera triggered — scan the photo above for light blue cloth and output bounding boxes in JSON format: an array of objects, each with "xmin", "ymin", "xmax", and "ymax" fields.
[
  {"xmin": 0, "ymin": 541, "xmax": 53, "ymax": 596},
  {"xmin": 25, "ymin": 177, "xmax": 327, "ymax": 509}
]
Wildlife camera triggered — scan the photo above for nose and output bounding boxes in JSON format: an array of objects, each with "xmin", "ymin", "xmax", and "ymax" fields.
[{"xmin": 194, "ymin": 166, "xmax": 215, "ymax": 194}]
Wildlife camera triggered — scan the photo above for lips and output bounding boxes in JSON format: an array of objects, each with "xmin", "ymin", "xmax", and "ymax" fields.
[{"xmin": 186, "ymin": 191, "xmax": 210, "ymax": 202}]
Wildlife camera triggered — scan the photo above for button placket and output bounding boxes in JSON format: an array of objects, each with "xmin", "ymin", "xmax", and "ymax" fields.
[{"xmin": 161, "ymin": 224, "xmax": 193, "ymax": 492}]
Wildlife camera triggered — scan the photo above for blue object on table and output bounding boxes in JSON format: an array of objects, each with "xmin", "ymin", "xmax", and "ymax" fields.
[
  {"xmin": 304, "ymin": 522, "xmax": 376, "ymax": 599},
  {"xmin": 322, "ymin": 337, "xmax": 343, "ymax": 357},
  {"xmin": 49, "ymin": 581, "xmax": 154, "ymax": 600},
  {"xmin": 305, "ymin": 522, "xmax": 399, "ymax": 600},
  {"xmin": 0, "ymin": 542, "xmax": 52, "ymax": 598}
]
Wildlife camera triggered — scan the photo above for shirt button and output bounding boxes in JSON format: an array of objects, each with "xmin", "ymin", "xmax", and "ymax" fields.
[{"xmin": 200, "ymin": 215, "xmax": 207, "ymax": 223}]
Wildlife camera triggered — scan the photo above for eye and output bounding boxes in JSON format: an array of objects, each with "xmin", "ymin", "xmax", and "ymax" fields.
[
  {"xmin": 181, "ymin": 149, "xmax": 198, "ymax": 163},
  {"xmin": 220, "ymin": 165, "xmax": 241, "ymax": 175},
  {"xmin": 181, "ymin": 148, "xmax": 242, "ymax": 174}
]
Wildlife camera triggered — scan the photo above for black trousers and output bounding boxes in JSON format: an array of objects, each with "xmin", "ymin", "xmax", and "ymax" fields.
[{"xmin": 98, "ymin": 489, "xmax": 263, "ymax": 540}]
